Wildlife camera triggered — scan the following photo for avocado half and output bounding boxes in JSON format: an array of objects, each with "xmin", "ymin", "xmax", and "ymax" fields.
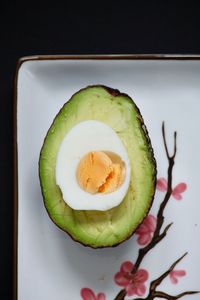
[{"xmin": 39, "ymin": 85, "xmax": 156, "ymax": 248}]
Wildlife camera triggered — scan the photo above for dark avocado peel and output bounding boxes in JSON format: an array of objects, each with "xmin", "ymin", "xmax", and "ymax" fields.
[{"xmin": 39, "ymin": 85, "xmax": 157, "ymax": 248}]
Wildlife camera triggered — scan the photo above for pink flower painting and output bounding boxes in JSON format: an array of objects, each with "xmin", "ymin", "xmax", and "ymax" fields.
[
  {"xmin": 170, "ymin": 270, "xmax": 186, "ymax": 284},
  {"xmin": 157, "ymin": 178, "xmax": 187, "ymax": 200},
  {"xmin": 114, "ymin": 261, "xmax": 148, "ymax": 296},
  {"xmin": 81, "ymin": 288, "xmax": 106, "ymax": 300},
  {"xmin": 135, "ymin": 214, "xmax": 157, "ymax": 245}
]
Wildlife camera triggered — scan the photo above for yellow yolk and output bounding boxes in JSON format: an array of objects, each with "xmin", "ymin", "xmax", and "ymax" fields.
[{"xmin": 76, "ymin": 151, "xmax": 125, "ymax": 194}]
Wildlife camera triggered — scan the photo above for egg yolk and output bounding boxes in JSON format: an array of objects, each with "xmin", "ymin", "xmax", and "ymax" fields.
[{"xmin": 76, "ymin": 151, "xmax": 125, "ymax": 194}]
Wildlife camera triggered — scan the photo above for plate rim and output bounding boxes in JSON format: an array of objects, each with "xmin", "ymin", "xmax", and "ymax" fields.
[{"xmin": 13, "ymin": 54, "xmax": 200, "ymax": 300}]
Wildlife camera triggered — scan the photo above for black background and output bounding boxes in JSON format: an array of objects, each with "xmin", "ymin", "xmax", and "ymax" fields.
[{"xmin": 1, "ymin": 2, "xmax": 200, "ymax": 299}]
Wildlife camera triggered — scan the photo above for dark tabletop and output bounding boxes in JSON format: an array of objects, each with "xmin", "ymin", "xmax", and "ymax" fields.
[{"xmin": 1, "ymin": 2, "xmax": 200, "ymax": 299}]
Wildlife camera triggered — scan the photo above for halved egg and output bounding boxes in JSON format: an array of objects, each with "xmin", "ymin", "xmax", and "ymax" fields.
[{"xmin": 56, "ymin": 120, "xmax": 131, "ymax": 211}]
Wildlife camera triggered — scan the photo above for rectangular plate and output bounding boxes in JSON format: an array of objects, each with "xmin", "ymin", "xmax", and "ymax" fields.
[{"xmin": 14, "ymin": 55, "xmax": 200, "ymax": 300}]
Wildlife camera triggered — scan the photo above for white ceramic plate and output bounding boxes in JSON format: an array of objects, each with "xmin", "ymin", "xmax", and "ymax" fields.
[{"xmin": 15, "ymin": 55, "xmax": 200, "ymax": 300}]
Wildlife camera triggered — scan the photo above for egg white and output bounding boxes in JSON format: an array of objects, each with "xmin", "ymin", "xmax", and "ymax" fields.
[{"xmin": 56, "ymin": 120, "xmax": 131, "ymax": 211}]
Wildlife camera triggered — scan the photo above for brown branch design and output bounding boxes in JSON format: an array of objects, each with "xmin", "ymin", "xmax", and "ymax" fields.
[
  {"xmin": 114, "ymin": 123, "xmax": 199, "ymax": 300},
  {"xmin": 133, "ymin": 253, "xmax": 199, "ymax": 300}
]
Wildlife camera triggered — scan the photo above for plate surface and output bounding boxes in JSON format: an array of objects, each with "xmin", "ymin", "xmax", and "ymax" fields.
[{"xmin": 16, "ymin": 56, "xmax": 200, "ymax": 300}]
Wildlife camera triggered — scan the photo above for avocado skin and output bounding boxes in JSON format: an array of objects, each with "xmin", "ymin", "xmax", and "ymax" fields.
[{"xmin": 39, "ymin": 85, "xmax": 157, "ymax": 248}]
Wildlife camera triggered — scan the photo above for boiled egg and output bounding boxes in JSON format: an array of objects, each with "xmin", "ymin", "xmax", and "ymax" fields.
[{"xmin": 56, "ymin": 120, "xmax": 131, "ymax": 211}]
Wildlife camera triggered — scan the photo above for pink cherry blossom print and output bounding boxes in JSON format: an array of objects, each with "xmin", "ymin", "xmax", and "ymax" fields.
[
  {"xmin": 170, "ymin": 270, "xmax": 186, "ymax": 284},
  {"xmin": 135, "ymin": 215, "xmax": 157, "ymax": 245},
  {"xmin": 80, "ymin": 288, "xmax": 106, "ymax": 300},
  {"xmin": 114, "ymin": 261, "xmax": 148, "ymax": 296},
  {"xmin": 156, "ymin": 177, "xmax": 168, "ymax": 192},
  {"xmin": 156, "ymin": 178, "xmax": 187, "ymax": 200},
  {"xmin": 172, "ymin": 183, "xmax": 187, "ymax": 200}
]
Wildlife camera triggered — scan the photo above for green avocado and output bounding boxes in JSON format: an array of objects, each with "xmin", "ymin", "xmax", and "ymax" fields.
[{"xmin": 39, "ymin": 85, "xmax": 156, "ymax": 248}]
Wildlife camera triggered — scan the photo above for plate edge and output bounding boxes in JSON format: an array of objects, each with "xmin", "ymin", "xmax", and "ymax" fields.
[{"xmin": 17, "ymin": 54, "xmax": 200, "ymax": 65}]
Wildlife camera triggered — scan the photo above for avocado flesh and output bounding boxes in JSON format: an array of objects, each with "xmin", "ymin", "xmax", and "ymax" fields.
[{"xmin": 39, "ymin": 85, "xmax": 156, "ymax": 248}]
